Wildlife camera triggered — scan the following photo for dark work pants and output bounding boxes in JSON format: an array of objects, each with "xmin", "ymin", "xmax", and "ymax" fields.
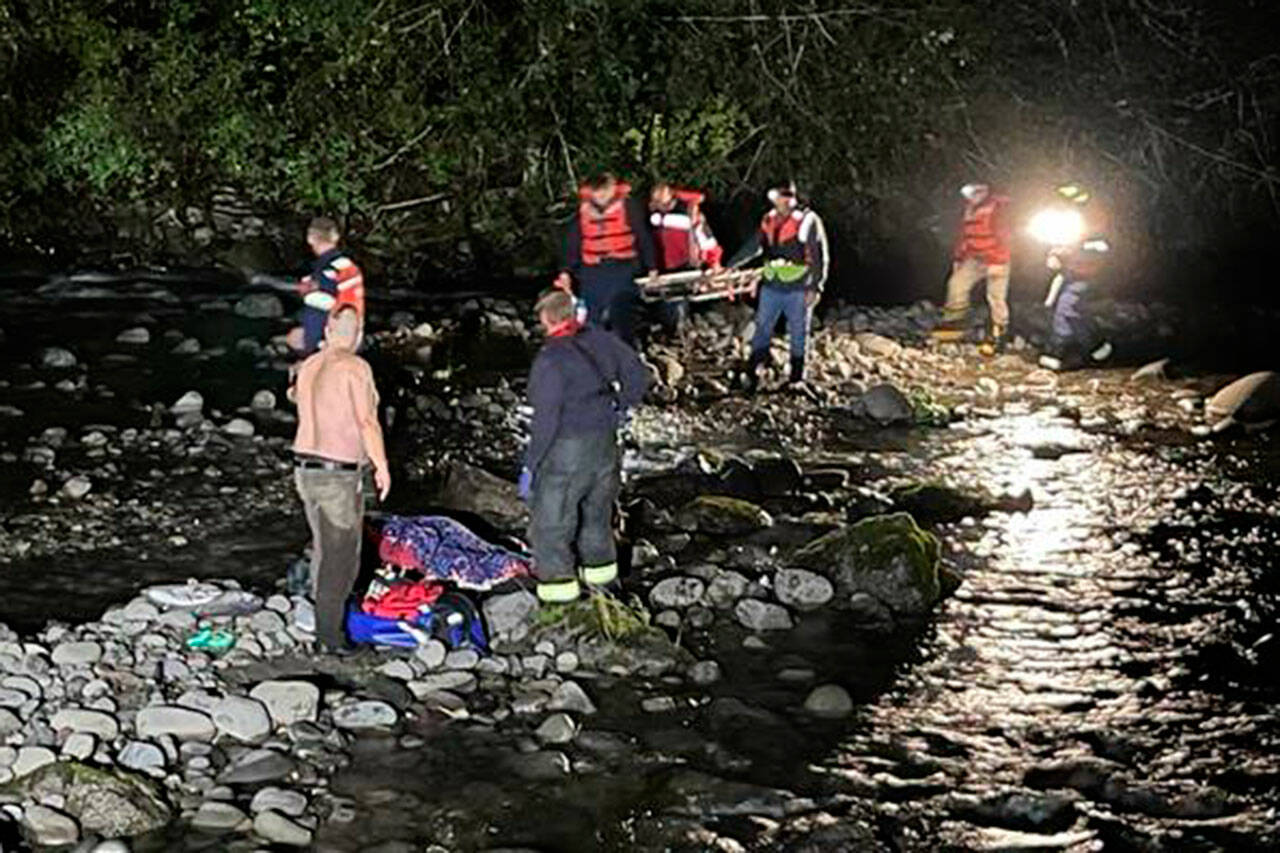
[
  {"xmin": 580, "ymin": 264, "xmax": 639, "ymax": 346},
  {"xmin": 295, "ymin": 468, "xmax": 364, "ymax": 648},
  {"xmin": 528, "ymin": 432, "xmax": 620, "ymax": 582},
  {"xmin": 1049, "ymin": 279, "xmax": 1097, "ymax": 360}
]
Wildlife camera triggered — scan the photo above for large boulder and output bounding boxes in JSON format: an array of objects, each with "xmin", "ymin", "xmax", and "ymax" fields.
[
  {"xmin": 675, "ymin": 496, "xmax": 773, "ymax": 536},
  {"xmin": 1, "ymin": 761, "xmax": 170, "ymax": 837},
  {"xmin": 1205, "ymin": 371, "xmax": 1280, "ymax": 426},
  {"xmin": 437, "ymin": 461, "xmax": 526, "ymax": 528},
  {"xmin": 791, "ymin": 513, "xmax": 942, "ymax": 616},
  {"xmin": 890, "ymin": 482, "xmax": 990, "ymax": 525}
]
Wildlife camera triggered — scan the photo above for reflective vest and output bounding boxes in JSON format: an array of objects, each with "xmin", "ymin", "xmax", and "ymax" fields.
[
  {"xmin": 650, "ymin": 194, "xmax": 720, "ymax": 271},
  {"xmin": 760, "ymin": 206, "xmax": 817, "ymax": 285},
  {"xmin": 579, "ymin": 183, "xmax": 637, "ymax": 266},
  {"xmin": 956, "ymin": 195, "xmax": 1011, "ymax": 265},
  {"xmin": 300, "ymin": 250, "xmax": 365, "ymax": 318}
]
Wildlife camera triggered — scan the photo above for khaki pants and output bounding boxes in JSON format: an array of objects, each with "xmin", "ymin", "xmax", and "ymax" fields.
[
  {"xmin": 944, "ymin": 258, "xmax": 1009, "ymax": 328},
  {"xmin": 295, "ymin": 468, "xmax": 364, "ymax": 649}
]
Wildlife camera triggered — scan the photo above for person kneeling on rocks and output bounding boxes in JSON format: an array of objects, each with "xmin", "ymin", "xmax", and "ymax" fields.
[
  {"xmin": 520, "ymin": 289, "xmax": 649, "ymax": 604},
  {"xmin": 290, "ymin": 305, "xmax": 391, "ymax": 653}
]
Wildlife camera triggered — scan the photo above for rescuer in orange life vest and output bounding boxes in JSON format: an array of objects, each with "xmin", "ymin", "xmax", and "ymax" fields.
[
  {"xmin": 932, "ymin": 183, "xmax": 1012, "ymax": 355},
  {"xmin": 648, "ymin": 182, "xmax": 723, "ymax": 335},
  {"xmin": 727, "ymin": 181, "xmax": 829, "ymax": 393},
  {"xmin": 555, "ymin": 174, "xmax": 657, "ymax": 346},
  {"xmin": 289, "ymin": 217, "xmax": 366, "ymax": 356}
]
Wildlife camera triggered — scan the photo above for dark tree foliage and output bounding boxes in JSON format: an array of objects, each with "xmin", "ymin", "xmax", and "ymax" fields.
[{"xmin": 0, "ymin": 0, "xmax": 1277, "ymax": 293}]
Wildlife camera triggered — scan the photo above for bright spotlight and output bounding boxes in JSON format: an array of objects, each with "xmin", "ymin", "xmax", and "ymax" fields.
[{"xmin": 1027, "ymin": 208, "xmax": 1084, "ymax": 246}]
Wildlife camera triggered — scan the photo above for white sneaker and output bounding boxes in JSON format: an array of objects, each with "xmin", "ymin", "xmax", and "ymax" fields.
[
  {"xmin": 1090, "ymin": 341, "xmax": 1113, "ymax": 362},
  {"xmin": 1038, "ymin": 355, "xmax": 1063, "ymax": 371}
]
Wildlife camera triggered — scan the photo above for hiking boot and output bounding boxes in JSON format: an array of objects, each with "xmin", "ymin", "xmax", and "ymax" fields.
[{"xmin": 931, "ymin": 321, "xmax": 966, "ymax": 343}]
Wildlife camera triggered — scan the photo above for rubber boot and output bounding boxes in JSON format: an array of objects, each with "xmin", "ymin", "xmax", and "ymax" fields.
[{"xmin": 788, "ymin": 356, "xmax": 805, "ymax": 385}]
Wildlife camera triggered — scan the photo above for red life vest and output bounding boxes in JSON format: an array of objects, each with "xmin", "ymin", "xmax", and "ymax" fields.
[
  {"xmin": 650, "ymin": 199, "xmax": 699, "ymax": 271},
  {"xmin": 761, "ymin": 207, "xmax": 809, "ymax": 264},
  {"xmin": 579, "ymin": 182, "xmax": 637, "ymax": 266},
  {"xmin": 956, "ymin": 195, "xmax": 1011, "ymax": 265}
]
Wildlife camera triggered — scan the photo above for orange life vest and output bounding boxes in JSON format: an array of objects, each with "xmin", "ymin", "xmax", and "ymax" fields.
[
  {"xmin": 956, "ymin": 195, "xmax": 1011, "ymax": 265},
  {"xmin": 579, "ymin": 183, "xmax": 637, "ymax": 266}
]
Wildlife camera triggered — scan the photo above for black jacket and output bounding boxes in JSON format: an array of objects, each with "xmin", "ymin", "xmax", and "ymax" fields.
[{"xmin": 525, "ymin": 326, "xmax": 649, "ymax": 472}]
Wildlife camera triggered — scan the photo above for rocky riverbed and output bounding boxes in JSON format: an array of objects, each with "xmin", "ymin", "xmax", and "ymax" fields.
[{"xmin": 1, "ymin": 273, "xmax": 1278, "ymax": 851}]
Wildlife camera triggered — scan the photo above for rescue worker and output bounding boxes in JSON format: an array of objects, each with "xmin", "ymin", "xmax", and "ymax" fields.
[
  {"xmin": 291, "ymin": 217, "xmax": 365, "ymax": 356},
  {"xmin": 289, "ymin": 305, "xmax": 390, "ymax": 653},
  {"xmin": 728, "ymin": 181, "xmax": 828, "ymax": 393},
  {"xmin": 1039, "ymin": 184, "xmax": 1113, "ymax": 370},
  {"xmin": 519, "ymin": 288, "xmax": 649, "ymax": 604},
  {"xmin": 555, "ymin": 173, "xmax": 656, "ymax": 346},
  {"xmin": 648, "ymin": 182, "xmax": 723, "ymax": 335},
  {"xmin": 933, "ymin": 182, "xmax": 1013, "ymax": 354}
]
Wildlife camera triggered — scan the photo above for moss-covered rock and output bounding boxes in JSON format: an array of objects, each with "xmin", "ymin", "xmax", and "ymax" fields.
[
  {"xmin": 890, "ymin": 482, "xmax": 989, "ymax": 524},
  {"xmin": 791, "ymin": 512, "xmax": 942, "ymax": 615},
  {"xmin": 2, "ymin": 761, "xmax": 170, "ymax": 837},
  {"xmin": 675, "ymin": 495, "xmax": 774, "ymax": 536}
]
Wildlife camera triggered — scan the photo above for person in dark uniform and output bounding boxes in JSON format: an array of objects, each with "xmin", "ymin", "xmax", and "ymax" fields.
[{"xmin": 519, "ymin": 289, "xmax": 649, "ymax": 604}]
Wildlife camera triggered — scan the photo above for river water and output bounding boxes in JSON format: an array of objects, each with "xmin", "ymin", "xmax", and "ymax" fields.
[{"xmin": 0, "ymin": 272, "xmax": 1276, "ymax": 850}]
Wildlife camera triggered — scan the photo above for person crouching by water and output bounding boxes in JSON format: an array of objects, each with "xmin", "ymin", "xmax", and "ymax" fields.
[
  {"xmin": 287, "ymin": 216, "xmax": 365, "ymax": 356},
  {"xmin": 289, "ymin": 306, "xmax": 390, "ymax": 653},
  {"xmin": 519, "ymin": 289, "xmax": 649, "ymax": 604}
]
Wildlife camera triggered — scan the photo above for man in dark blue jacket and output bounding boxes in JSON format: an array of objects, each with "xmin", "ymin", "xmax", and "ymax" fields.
[{"xmin": 520, "ymin": 288, "xmax": 649, "ymax": 604}]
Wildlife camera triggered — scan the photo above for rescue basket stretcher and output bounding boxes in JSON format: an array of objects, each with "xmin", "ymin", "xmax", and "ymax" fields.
[{"xmin": 634, "ymin": 268, "xmax": 762, "ymax": 304}]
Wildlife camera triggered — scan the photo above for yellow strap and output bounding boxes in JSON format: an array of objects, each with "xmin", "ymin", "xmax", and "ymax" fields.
[
  {"xmin": 537, "ymin": 579, "xmax": 581, "ymax": 603},
  {"xmin": 580, "ymin": 563, "xmax": 618, "ymax": 586}
]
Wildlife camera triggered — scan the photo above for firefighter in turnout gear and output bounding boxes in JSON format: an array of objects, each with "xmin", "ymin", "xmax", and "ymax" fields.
[
  {"xmin": 933, "ymin": 183, "xmax": 1012, "ymax": 355},
  {"xmin": 727, "ymin": 181, "xmax": 829, "ymax": 394}
]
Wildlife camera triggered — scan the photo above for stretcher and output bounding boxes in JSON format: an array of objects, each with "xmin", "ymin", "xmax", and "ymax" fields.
[{"xmin": 634, "ymin": 268, "xmax": 762, "ymax": 303}]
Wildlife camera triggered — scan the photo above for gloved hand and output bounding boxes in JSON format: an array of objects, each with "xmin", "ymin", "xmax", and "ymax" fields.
[{"xmin": 517, "ymin": 467, "xmax": 533, "ymax": 501}]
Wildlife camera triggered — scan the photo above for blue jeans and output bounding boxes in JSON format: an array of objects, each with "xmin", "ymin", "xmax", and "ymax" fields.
[{"xmin": 751, "ymin": 285, "xmax": 809, "ymax": 365}]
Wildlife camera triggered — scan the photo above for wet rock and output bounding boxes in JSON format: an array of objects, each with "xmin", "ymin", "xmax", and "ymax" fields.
[
  {"xmin": 437, "ymin": 460, "xmax": 526, "ymax": 527},
  {"xmin": 248, "ymin": 680, "xmax": 319, "ymax": 728},
  {"xmin": 210, "ymin": 696, "xmax": 271, "ymax": 743},
  {"xmin": 117, "ymin": 741, "xmax": 166, "ymax": 773},
  {"xmin": 251, "ymin": 389, "xmax": 276, "ymax": 410},
  {"xmin": 547, "ymin": 681, "xmax": 597, "ymax": 716},
  {"xmin": 688, "ymin": 661, "xmax": 722, "ymax": 685},
  {"xmin": 507, "ymin": 750, "xmax": 571, "ymax": 781},
  {"xmin": 852, "ymin": 383, "xmax": 913, "ymax": 425},
  {"xmin": 250, "ymin": 786, "xmax": 307, "ymax": 817},
  {"xmin": 233, "ymin": 294, "xmax": 284, "ymax": 319},
  {"xmin": 675, "ymin": 496, "xmax": 773, "ymax": 536},
  {"xmin": 170, "ymin": 391, "xmax": 204, "ymax": 416},
  {"xmin": 890, "ymin": 482, "xmax": 991, "ymax": 524},
  {"xmin": 21, "ymin": 804, "xmax": 79, "ymax": 846},
  {"xmin": 222, "ymin": 418, "xmax": 255, "ymax": 438},
  {"xmin": 0, "ymin": 709, "xmax": 24, "ymax": 736},
  {"xmin": 51, "ymin": 641, "xmax": 103, "ymax": 667},
  {"xmin": 734, "ymin": 599, "xmax": 793, "ymax": 632},
  {"xmin": 483, "ymin": 590, "xmax": 538, "ymax": 643},
  {"xmin": 50, "ymin": 708, "xmax": 119, "ymax": 740},
  {"xmin": 791, "ymin": 513, "xmax": 942, "ymax": 615},
  {"xmin": 773, "ymin": 568, "xmax": 833, "ymax": 610},
  {"xmin": 217, "ymin": 749, "xmax": 295, "ymax": 784},
  {"xmin": 38, "ymin": 347, "xmax": 78, "ymax": 368},
  {"xmin": 664, "ymin": 769, "xmax": 814, "ymax": 819},
  {"xmin": 191, "ymin": 800, "xmax": 249, "ymax": 833},
  {"xmin": 116, "ymin": 327, "xmax": 150, "ymax": 345},
  {"xmin": 253, "ymin": 809, "xmax": 313, "ymax": 847},
  {"xmin": 171, "ymin": 337, "xmax": 201, "ymax": 355},
  {"xmin": 803, "ymin": 684, "xmax": 853, "ymax": 718},
  {"xmin": 706, "ymin": 570, "xmax": 750, "ymax": 609},
  {"xmin": 959, "ymin": 789, "xmax": 1080, "ymax": 832},
  {"xmin": 650, "ymin": 576, "xmax": 706, "ymax": 610},
  {"xmin": 847, "ymin": 592, "xmax": 894, "ymax": 630},
  {"xmin": 641, "ymin": 696, "xmax": 677, "ymax": 713},
  {"xmin": 135, "ymin": 706, "xmax": 216, "ymax": 742},
  {"xmin": 1206, "ymin": 371, "xmax": 1280, "ymax": 426},
  {"xmin": 535, "ymin": 713, "xmax": 577, "ymax": 745},
  {"xmin": 1129, "ymin": 358, "xmax": 1169, "ymax": 383},
  {"xmin": 7, "ymin": 761, "xmax": 170, "ymax": 837},
  {"xmin": 332, "ymin": 700, "xmax": 397, "ymax": 730},
  {"xmin": 60, "ymin": 476, "xmax": 92, "ymax": 500},
  {"xmin": 61, "ymin": 732, "xmax": 96, "ymax": 761},
  {"xmin": 13, "ymin": 746, "xmax": 57, "ymax": 777}
]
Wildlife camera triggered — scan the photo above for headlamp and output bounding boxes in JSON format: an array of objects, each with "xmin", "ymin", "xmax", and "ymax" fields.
[{"xmin": 1027, "ymin": 207, "xmax": 1084, "ymax": 246}]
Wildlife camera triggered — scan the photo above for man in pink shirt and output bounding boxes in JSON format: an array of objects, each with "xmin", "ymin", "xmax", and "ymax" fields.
[{"xmin": 289, "ymin": 305, "xmax": 390, "ymax": 652}]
